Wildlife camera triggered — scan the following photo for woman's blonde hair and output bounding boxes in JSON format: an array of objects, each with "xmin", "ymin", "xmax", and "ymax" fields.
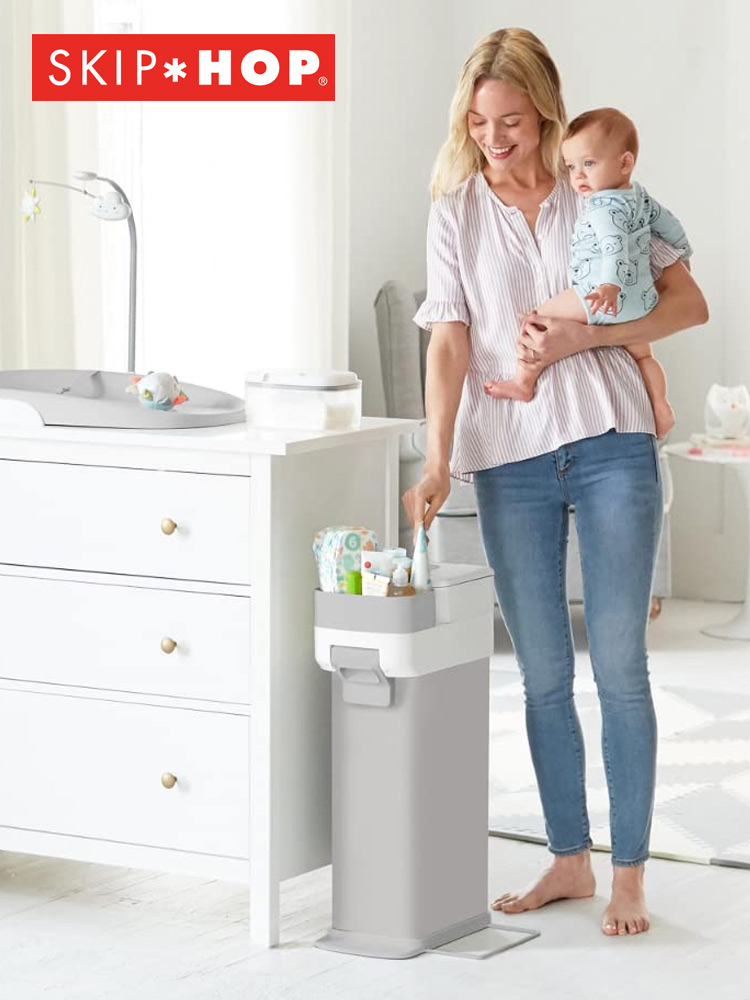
[{"xmin": 429, "ymin": 28, "xmax": 567, "ymax": 200}]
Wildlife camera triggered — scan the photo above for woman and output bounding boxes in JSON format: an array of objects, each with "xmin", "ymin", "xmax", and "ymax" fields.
[{"xmin": 403, "ymin": 27, "xmax": 708, "ymax": 937}]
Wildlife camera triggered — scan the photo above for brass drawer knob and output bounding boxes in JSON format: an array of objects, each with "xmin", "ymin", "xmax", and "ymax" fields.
[
  {"xmin": 161, "ymin": 772, "xmax": 178, "ymax": 789},
  {"xmin": 160, "ymin": 518, "xmax": 178, "ymax": 535},
  {"xmin": 160, "ymin": 637, "xmax": 177, "ymax": 654}
]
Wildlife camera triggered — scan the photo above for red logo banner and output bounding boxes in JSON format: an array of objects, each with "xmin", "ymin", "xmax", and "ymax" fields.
[{"xmin": 32, "ymin": 34, "xmax": 335, "ymax": 101}]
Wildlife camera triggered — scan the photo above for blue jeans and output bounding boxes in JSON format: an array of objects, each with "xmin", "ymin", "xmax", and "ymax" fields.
[{"xmin": 474, "ymin": 429, "xmax": 662, "ymax": 867}]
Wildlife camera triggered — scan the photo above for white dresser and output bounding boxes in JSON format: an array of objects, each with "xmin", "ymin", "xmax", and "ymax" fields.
[{"xmin": 0, "ymin": 416, "xmax": 415, "ymax": 947}]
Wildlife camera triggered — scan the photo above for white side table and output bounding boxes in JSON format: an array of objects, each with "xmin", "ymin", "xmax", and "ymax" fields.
[{"xmin": 663, "ymin": 441, "xmax": 750, "ymax": 640}]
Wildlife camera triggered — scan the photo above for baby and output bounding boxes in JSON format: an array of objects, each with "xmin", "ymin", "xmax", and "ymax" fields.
[{"xmin": 484, "ymin": 107, "xmax": 692, "ymax": 439}]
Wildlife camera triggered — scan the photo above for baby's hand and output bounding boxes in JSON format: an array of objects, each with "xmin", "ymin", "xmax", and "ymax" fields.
[{"xmin": 584, "ymin": 283, "xmax": 620, "ymax": 317}]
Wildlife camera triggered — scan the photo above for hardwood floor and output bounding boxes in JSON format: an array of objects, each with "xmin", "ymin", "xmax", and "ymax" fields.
[{"xmin": 1, "ymin": 836, "xmax": 749, "ymax": 1000}]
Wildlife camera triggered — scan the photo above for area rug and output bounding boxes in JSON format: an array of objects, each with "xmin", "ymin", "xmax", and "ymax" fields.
[{"xmin": 489, "ymin": 666, "xmax": 750, "ymax": 868}]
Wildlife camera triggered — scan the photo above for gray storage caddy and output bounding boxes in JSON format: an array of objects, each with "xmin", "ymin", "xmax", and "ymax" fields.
[{"xmin": 313, "ymin": 563, "xmax": 539, "ymax": 960}]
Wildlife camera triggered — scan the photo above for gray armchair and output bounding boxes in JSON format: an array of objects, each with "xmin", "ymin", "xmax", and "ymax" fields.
[{"xmin": 374, "ymin": 279, "xmax": 673, "ymax": 617}]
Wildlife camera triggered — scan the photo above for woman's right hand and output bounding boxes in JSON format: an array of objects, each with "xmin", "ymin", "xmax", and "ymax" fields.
[
  {"xmin": 401, "ymin": 462, "xmax": 451, "ymax": 535},
  {"xmin": 517, "ymin": 311, "xmax": 588, "ymax": 365}
]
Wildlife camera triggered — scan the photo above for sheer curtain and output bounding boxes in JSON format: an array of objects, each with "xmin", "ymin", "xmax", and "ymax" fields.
[
  {"xmin": 0, "ymin": 0, "xmax": 78, "ymax": 369},
  {"xmin": 0, "ymin": 0, "xmax": 103, "ymax": 370},
  {"xmin": 256, "ymin": 0, "xmax": 351, "ymax": 372},
  {"xmin": 137, "ymin": 0, "xmax": 352, "ymax": 392}
]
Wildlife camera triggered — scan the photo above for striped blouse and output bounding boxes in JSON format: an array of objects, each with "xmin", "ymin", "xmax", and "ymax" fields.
[{"xmin": 413, "ymin": 171, "xmax": 685, "ymax": 483}]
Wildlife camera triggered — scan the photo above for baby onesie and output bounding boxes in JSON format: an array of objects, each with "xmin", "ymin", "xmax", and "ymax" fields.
[{"xmin": 570, "ymin": 180, "xmax": 692, "ymax": 324}]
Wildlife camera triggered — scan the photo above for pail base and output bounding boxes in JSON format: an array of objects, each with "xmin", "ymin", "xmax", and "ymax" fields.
[{"xmin": 316, "ymin": 910, "xmax": 536, "ymax": 960}]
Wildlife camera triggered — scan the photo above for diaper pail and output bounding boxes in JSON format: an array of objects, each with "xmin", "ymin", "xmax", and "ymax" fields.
[{"xmin": 314, "ymin": 562, "xmax": 537, "ymax": 960}]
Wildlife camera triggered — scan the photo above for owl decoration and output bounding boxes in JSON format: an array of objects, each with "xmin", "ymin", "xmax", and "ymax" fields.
[{"xmin": 704, "ymin": 384, "xmax": 750, "ymax": 439}]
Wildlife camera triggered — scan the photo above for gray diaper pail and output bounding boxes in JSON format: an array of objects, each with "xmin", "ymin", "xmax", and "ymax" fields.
[{"xmin": 313, "ymin": 563, "xmax": 539, "ymax": 960}]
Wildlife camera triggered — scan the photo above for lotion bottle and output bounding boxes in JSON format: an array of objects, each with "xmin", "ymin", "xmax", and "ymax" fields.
[
  {"xmin": 410, "ymin": 521, "xmax": 432, "ymax": 592},
  {"xmin": 388, "ymin": 564, "xmax": 416, "ymax": 597}
]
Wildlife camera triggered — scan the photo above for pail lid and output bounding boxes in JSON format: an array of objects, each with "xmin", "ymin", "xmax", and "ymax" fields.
[
  {"xmin": 245, "ymin": 368, "xmax": 360, "ymax": 390},
  {"xmin": 428, "ymin": 563, "xmax": 495, "ymax": 588}
]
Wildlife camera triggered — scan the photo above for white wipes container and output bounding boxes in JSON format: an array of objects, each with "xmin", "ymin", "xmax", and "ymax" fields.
[{"xmin": 245, "ymin": 369, "xmax": 362, "ymax": 431}]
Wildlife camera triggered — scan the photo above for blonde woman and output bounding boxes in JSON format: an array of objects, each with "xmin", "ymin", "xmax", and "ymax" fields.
[{"xmin": 403, "ymin": 27, "xmax": 708, "ymax": 937}]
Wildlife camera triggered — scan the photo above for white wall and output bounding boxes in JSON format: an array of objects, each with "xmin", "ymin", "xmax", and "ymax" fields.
[
  {"xmin": 708, "ymin": 0, "xmax": 750, "ymax": 602},
  {"xmin": 348, "ymin": 0, "xmax": 459, "ymax": 416},
  {"xmin": 350, "ymin": 0, "xmax": 745, "ymax": 601}
]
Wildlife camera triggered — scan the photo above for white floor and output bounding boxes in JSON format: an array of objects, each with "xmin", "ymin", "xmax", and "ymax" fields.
[
  {"xmin": 2, "ymin": 837, "xmax": 749, "ymax": 1000},
  {"xmin": 2, "ymin": 599, "xmax": 749, "ymax": 1000}
]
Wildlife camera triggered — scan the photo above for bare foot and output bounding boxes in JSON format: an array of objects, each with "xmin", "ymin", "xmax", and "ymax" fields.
[
  {"xmin": 654, "ymin": 402, "xmax": 676, "ymax": 440},
  {"xmin": 602, "ymin": 865, "xmax": 650, "ymax": 936},
  {"xmin": 491, "ymin": 850, "xmax": 596, "ymax": 914},
  {"xmin": 484, "ymin": 377, "xmax": 536, "ymax": 402}
]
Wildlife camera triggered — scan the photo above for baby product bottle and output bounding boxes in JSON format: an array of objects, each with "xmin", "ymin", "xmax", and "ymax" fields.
[
  {"xmin": 388, "ymin": 564, "xmax": 416, "ymax": 597},
  {"xmin": 393, "ymin": 556, "xmax": 413, "ymax": 581},
  {"xmin": 410, "ymin": 521, "xmax": 432, "ymax": 592}
]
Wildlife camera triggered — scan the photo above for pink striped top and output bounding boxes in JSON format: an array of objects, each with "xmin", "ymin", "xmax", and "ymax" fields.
[{"xmin": 413, "ymin": 171, "xmax": 685, "ymax": 483}]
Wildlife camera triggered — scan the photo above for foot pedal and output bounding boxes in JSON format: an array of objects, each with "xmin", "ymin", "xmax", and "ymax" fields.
[{"xmin": 426, "ymin": 920, "xmax": 539, "ymax": 960}]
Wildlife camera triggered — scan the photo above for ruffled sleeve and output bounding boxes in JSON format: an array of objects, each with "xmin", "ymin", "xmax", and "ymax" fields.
[
  {"xmin": 413, "ymin": 201, "xmax": 471, "ymax": 331},
  {"xmin": 649, "ymin": 234, "xmax": 689, "ymax": 282}
]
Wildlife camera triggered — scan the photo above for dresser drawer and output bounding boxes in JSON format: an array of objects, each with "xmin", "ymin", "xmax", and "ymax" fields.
[
  {"xmin": 0, "ymin": 460, "xmax": 251, "ymax": 584},
  {"xmin": 0, "ymin": 576, "xmax": 250, "ymax": 704},
  {"xmin": 0, "ymin": 691, "xmax": 249, "ymax": 858}
]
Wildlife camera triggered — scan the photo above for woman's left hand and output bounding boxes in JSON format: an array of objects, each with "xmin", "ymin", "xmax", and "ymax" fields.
[{"xmin": 517, "ymin": 310, "xmax": 589, "ymax": 366}]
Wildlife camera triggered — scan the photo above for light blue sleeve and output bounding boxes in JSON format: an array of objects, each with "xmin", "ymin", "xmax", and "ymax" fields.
[
  {"xmin": 644, "ymin": 193, "xmax": 693, "ymax": 259},
  {"xmin": 584, "ymin": 202, "xmax": 626, "ymax": 288}
]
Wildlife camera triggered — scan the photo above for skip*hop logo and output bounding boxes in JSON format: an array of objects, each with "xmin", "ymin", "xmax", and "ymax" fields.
[{"xmin": 32, "ymin": 34, "xmax": 335, "ymax": 101}]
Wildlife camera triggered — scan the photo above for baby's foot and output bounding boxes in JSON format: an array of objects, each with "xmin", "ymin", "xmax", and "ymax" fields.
[
  {"xmin": 491, "ymin": 851, "xmax": 596, "ymax": 913},
  {"xmin": 602, "ymin": 865, "xmax": 650, "ymax": 936},
  {"xmin": 654, "ymin": 402, "xmax": 676, "ymax": 440},
  {"xmin": 484, "ymin": 377, "xmax": 536, "ymax": 402}
]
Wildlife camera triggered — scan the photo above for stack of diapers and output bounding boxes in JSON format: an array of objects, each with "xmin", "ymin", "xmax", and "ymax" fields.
[{"xmin": 312, "ymin": 526, "xmax": 379, "ymax": 593}]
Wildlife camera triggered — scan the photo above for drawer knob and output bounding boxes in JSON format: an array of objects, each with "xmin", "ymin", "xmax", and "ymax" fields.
[
  {"xmin": 161, "ymin": 772, "xmax": 178, "ymax": 789},
  {"xmin": 161, "ymin": 518, "xmax": 178, "ymax": 535},
  {"xmin": 160, "ymin": 637, "xmax": 177, "ymax": 654}
]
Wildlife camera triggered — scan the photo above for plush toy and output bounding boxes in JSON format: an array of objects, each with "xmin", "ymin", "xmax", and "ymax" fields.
[
  {"xmin": 126, "ymin": 372, "xmax": 188, "ymax": 410},
  {"xmin": 704, "ymin": 384, "xmax": 750, "ymax": 439}
]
